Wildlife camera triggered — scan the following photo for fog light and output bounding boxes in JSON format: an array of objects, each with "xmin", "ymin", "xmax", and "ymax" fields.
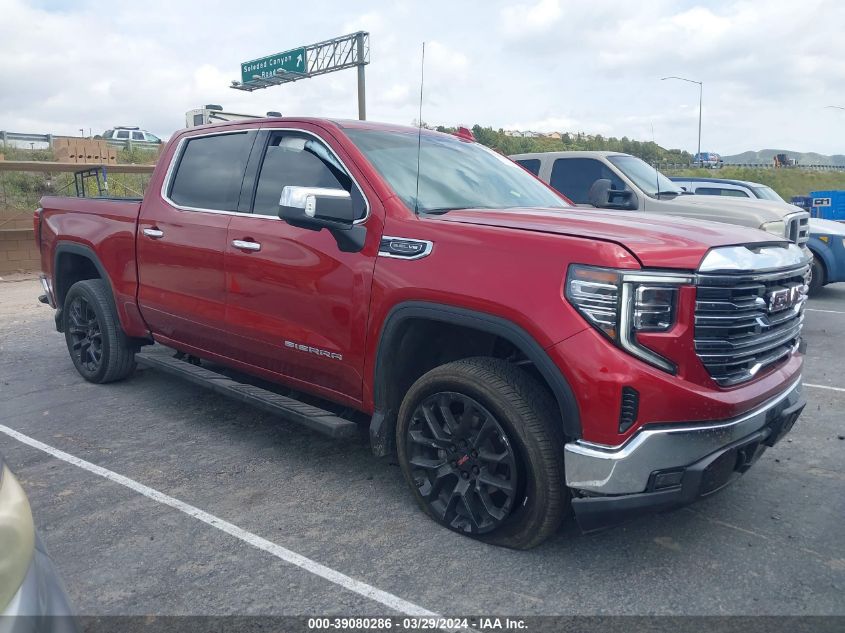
[{"xmin": 653, "ymin": 470, "xmax": 684, "ymax": 490}]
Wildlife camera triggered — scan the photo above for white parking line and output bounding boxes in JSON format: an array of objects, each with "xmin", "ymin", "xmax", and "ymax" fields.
[
  {"xmin": 805, "ymin": 308, "xmax": 845, "ymax": 314},
  {"xmin": 0, "ymin": 424, "xmax": 438, "ymax": 618},
  {"xmin": 805, "ymin": 383, "xmax": 845, "ymax": 393}
]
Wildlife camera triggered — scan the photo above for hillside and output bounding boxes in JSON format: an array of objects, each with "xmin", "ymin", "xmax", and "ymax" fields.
[
  {"xmin": 723, "ymin": 149, "xmax": 845, "ymax": 167},
  {"xmin": 443, "ymin": 125, "xmax": 694, "ymax": 165}
]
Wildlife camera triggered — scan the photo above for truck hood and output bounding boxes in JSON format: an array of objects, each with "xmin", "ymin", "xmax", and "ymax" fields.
[
  {"xmin": 433, "ymin": 208, "xmax": 783, "ymax": 269},
  {"xmin": 670, "ymin": 195, "xmax": 799, "ymax": 226}
]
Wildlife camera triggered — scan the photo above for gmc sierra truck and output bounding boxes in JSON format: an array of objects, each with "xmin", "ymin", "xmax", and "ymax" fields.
[{"xmin": 35, "ymin": 119, "xmax": 807, "ymax": 549}]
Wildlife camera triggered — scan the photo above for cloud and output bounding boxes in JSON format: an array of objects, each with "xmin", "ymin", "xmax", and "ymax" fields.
[
  {"xmin": 500, "ymin": 0, "xmax": 563, "ymax": 37},
  {"xmin": 0, "ymin": 0, "xmax": 843, "ymax": 155}
]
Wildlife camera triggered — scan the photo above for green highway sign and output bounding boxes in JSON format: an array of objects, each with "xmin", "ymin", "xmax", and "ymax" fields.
[{"xmin": 241, "ymin": 47, "xmax": 307, "ymax": 84}]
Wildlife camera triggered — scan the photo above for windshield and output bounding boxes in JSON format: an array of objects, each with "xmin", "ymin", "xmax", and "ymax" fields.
[
  {"xmin": 607, "ymin": 155, "xmax": 682, "ymax": 197},
  {"xmin": 344, "ymin": 129, "xmax": 567, "ymax": 213},
  {"xmin": 752, "ymin": 186, "xmax": 784, "ymax": 202}
]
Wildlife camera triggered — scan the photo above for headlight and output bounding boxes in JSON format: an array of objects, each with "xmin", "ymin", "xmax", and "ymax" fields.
[
  {"xmin": 760, "ymin": 220, "xmax": 786, "ymax": 238},
  {"xmin": 565, "ymin": 265, "xmax": 692, "ymax": 373},
  {"xmin": 0, "ymin": 465, "xmax": 36, "ymax": 613}
]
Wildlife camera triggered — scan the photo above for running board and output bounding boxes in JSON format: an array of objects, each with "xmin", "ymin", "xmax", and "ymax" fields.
[{"xmin": 135, "ymin": 350, "xmax": 358, "ymax": 439}]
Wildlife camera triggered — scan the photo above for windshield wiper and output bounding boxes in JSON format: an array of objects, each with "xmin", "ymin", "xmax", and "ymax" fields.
[{"xmin": 421, "ymin": 206, "xmax": 488, "ymax": 215}]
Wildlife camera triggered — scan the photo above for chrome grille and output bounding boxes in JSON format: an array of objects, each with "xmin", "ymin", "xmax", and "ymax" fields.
[
  {"xmin": 695, "ymin": 265, "xmax": 808, "ymax": 386},
  {"xmin": 785, "ymin": 212, "xmax": 810, "ymax": 245}
]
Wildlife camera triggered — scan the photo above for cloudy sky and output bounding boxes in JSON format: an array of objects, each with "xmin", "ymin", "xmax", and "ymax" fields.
[{"xmin": 2, "ymin": 0, "xmax": 844, "ymax": 155}]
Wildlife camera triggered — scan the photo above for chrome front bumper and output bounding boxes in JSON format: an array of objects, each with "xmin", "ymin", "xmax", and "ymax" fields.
[{"xmin": 564, "ymin": 377, "xmax": 804, "ymax": 495}]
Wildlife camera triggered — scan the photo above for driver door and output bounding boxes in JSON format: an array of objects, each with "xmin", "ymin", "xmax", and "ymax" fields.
[{"xmin": 223, "ymin": 127, "xmax": 382, "ymax": 405}]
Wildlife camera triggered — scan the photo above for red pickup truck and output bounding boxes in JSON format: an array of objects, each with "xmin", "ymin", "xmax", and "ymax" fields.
[{"xmin": 34, "ymin": 118, "xmax": 808, "ymax": 548}]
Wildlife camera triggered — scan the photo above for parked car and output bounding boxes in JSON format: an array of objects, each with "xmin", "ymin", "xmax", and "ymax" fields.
[
  {"xmin": 510, "ymin": 151, "xmax": 811, "ymax": 257},
  {"xmin": 0, "ymin": 452, "xmax": 75, "ymax": 626},
  {"xmin": 102, "ymin": 126, "xmax": 161, "ymax": 143},
  {"xmin": 667, "ymin": 178, "xmax": 842, "ymax": 294},
  {"xmin": 670, "ymin": 177, "xmax": 784, "ymax": 201},
  {"xmin": 692, "ymin": 152, "xmax": 723, "ymax": 168},
  {"xmin": 807, "ymin": 218, "xmax": 845, "ymax": 293},
  {"xmin": 34, "ymin": 119, "xmax": 807, "ymax": 548}
]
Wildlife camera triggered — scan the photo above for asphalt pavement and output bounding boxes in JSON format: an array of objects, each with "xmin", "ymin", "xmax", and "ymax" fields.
[{"xmin": 0, "ymin": 277, "xmax": 843, "ymax": 617}]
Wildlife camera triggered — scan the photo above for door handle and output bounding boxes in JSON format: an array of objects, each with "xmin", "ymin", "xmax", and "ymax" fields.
[
  {"xmin": 143, "ymin": 228, "xmax": 164, "ymax": 239},
  {"xmin": 232, "ymin": 239, "xmax": 261, "ymax": 252}
]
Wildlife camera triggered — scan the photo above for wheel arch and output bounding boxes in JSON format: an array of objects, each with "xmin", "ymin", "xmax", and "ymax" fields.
[
  {"xmin": 53, "ymin": 242, "xmax": 115, "ymax": 331},
  {"xmin": 370, "ymin": 301, "xmax": 581, "ymax": 457},
  {"xmin": 808, "ymin": 245, "xmax": 829, "ymax": 286}
]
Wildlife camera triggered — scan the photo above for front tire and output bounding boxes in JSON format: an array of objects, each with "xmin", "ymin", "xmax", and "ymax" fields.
[
  {"xmin": 63, "ymin": 279, "xmax": 137, "ymax": 383},
  {"xmin": 396, "ymin": 357, "xmax": 568, "ymax": 549}
]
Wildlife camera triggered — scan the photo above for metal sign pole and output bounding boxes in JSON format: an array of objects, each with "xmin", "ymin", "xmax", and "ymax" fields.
[{"xmin": 357, "ymin": 32, "xmax": 366, "ymax": 120}]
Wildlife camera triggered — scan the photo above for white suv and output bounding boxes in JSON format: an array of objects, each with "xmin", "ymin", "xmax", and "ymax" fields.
[{"xmin": 102, "ymin": 126, "xmax": 161, "ymax": 143}]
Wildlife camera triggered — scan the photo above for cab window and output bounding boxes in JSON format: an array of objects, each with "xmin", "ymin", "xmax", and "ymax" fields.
[
  {"xmin": 168, "ymin": 132, "xmax": 253, "ymax": 211},
  {"xmin": 515, "ymin": 159, "xmax": 541, "ymax": 176},
  {"xmin": 550, "ymin": 158, "xmax": 625, "ymax": 204},
  {"xmin": 696, "ymin": 187, "xmax": 749, "ymax": 198},
  {"xmin": 252, "ymin": 132, "xmax": 358, "ymax": 217}
]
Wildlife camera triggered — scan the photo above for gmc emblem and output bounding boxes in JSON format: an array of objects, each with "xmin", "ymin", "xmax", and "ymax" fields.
[{"xmin": 767, "ymin": 286, "xmax": 802, "ymax": 313}]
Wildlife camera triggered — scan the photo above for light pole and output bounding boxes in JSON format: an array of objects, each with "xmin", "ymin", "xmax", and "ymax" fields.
[{"xmin": 662, "ymin": 76, "xmax": 702, "ymax": 166}]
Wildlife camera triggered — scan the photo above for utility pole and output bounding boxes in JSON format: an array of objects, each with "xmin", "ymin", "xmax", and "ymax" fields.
[{"xmin": 661, "ymin": 76, "xmax": 703, "ymax": 166}]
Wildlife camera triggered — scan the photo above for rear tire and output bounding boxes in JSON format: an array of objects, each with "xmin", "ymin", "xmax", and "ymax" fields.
[
  {"xmin": 808, "ymin": 257, "xmax": 825, "ymax": 296},
  {"xmin": 63, "ymin": 279, "xmax": 136, "ymax": 383},
  {"xmin": 396, "ymin": 357, "xmax": 568, "ymax": 549}
]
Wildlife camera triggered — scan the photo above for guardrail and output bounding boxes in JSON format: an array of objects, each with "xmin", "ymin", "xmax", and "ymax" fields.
[
  {"xmin": 656, "ymin": 162, "xmax": 845, "ymax": 171},
  {"xmin": 1, "ymin": 130, "xmax": 161, "ymax": 151}
]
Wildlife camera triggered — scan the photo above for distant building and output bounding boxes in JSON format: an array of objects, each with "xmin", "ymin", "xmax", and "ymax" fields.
[{"xmin": 541, "ymin": 131, "xmax": 562, "ymax": 139}]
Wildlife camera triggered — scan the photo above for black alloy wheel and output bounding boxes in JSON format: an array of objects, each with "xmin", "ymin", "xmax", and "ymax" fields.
[
  {"xmin": 406, "ymin": 391, "xmax": 520, "ymax": 535},
  {"xmin": 66, "ymin": 294, "xmax": 103, "ymax": 374},
  {"xmin": 62, "ymin": 279, "xmax": 137, "ymax": 383}
]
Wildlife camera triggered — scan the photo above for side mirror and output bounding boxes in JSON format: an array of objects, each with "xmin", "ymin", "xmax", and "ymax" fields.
[
  {"xmin": 279, "ymin": 186, "xmax": 355, "ymax": 229},
  {"xmin": 278, "ymin": 186, "xmax": 366, "ymax": 253},
  {"xmin": 588, "ymin": 179, "xmax": 638, "ymax": 211}
]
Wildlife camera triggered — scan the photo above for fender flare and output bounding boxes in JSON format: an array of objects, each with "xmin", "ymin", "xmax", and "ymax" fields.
[
  {"xmin": 52, "ymin": 242, "xmax": 115, "ymax": 331},
  {"xmin": 370, "ymin": 301, "xmax": 582, "ymax": 456}
]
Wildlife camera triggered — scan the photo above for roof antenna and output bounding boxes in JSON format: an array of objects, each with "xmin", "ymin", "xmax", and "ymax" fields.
[{"xmin": 413, "ymin": 42, "xmax": 425, "ymax": 216}]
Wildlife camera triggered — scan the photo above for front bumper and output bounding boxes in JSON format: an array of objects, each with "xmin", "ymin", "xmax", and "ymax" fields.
[{"xmin": 565, "ymin": 377, "xmax": 805, "ymax": 532}]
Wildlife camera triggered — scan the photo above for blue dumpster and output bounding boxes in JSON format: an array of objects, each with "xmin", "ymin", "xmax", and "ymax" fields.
[{"xmin": 810, "ymin": 190, "xmax": 845, "ymax": 221}]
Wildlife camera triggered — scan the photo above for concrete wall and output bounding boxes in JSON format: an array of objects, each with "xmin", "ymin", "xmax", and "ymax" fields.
[{"xmin": 0, "ymin": 209, "xmax": 39, "ymax": 274}]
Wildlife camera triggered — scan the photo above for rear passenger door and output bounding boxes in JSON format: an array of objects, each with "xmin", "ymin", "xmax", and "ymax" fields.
[{"xmin": 137, "ymin": 129, "xmax": 256, "ymax": 351}]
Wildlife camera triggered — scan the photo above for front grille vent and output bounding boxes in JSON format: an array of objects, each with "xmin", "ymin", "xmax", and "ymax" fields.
[
  {"xmin": 694, "ymin": 265, "xmax": 808, "ymax": 386},
  {"xmin": 619, "ymin": 386, "xmax": 639, "ymax": 433},
  {"xmin": 786, "ymin": 212, "xmax": 810, "ymax": 245}
]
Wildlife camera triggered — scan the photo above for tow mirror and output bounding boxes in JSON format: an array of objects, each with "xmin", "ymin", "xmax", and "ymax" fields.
[
  {"xmin": 279, "ymin": 186, "xmax": 366, "ymax": 252},
  {"xmin": 588, "ymin": 179, "xmax": 638, "ymax": 211}
]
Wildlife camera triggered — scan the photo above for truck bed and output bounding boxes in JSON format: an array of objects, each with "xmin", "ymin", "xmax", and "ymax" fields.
[{"xmin": 38, "ymin": 195, "xmax": 145, "ymax": 337}]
